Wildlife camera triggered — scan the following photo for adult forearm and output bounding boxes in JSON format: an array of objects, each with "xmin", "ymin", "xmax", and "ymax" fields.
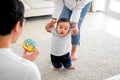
[{"xmin": 52, "ymin": 0, "xmax": 64, "ymax": 19}]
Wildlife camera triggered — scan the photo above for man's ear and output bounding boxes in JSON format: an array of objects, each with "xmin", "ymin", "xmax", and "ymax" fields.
[{"xmin": 13, "ymin": 21, "xmax": 20, "ymax": 32}]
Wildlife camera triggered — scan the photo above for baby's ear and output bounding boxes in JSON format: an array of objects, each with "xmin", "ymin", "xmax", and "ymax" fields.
[{"xmin": 68, "ymin": 29, "xmax": 70, "ymax": 33}]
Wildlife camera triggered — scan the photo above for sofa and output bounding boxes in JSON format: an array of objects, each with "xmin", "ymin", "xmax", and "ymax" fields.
[{"xmin": 20, "ymin": 0, "xmax": 54, "ymax": 18}]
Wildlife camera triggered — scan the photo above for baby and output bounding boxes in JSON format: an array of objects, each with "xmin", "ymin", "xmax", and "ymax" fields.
[{"xmin": 45, "ymin": 18, "xmax": 75, "ymax": 70}]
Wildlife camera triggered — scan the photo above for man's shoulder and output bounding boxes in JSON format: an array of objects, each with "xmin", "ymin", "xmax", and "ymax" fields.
[
  {"xmin": 19, "ymin": 58, "xmax": 38, "ymax": 70},
  {"xmin": 17, "ymin": 59, "xmax": 41, "ymax": 80}
]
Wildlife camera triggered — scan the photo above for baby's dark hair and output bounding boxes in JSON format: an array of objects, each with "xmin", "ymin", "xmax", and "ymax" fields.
[{"xmin": 57, "ymin": 18, "xmax": 70, "ymax": 25}]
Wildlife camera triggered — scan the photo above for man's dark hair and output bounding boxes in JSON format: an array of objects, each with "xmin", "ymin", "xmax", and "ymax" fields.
[
  {"xmin": 57, "ymin": 18, "xmax": 70, "ymax": 25},
  {"xmin": 0, "ymin": 0, "xmax": 24, "ymax": 36}
]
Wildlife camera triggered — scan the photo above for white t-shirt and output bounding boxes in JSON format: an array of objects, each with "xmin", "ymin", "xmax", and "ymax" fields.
[
  {"xmin": 0, "ymin": 48, "xmax": 41, "ymax": 80},
  {"xmin": 50, "ymin": 28, "xmax": 71, "ymax": 56}
]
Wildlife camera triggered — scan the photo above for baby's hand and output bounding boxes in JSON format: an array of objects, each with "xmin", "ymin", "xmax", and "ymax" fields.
[{"xmin": 23, "ymin": 48, "xmax": 39, "ymax": 62}]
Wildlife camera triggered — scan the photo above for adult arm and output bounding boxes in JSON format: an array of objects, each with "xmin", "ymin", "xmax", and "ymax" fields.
[
  {"xmin": 45, "ymin": 0, "xmax": 63, "ymax": 32},
  {"xmin": 71, "ymin": 0, "xmax": 90, "ymax": 23},
  {"xmin": 52, "ymin": 0, "xmax": 64, "ymax": 19},
  {"xmin": 71, "ymin": 0, "xmax": 90, "ymax": 35}
]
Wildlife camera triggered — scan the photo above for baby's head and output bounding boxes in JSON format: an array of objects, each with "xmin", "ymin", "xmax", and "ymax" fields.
[{"xmin": 56, "ymin": 18, "xmax": 70, "ymax": 37}]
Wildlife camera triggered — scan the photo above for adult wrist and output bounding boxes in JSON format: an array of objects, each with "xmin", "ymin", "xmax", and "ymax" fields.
[{"xmin": 72, "ymin": 22, "xmax": 78, "ymax": 28}]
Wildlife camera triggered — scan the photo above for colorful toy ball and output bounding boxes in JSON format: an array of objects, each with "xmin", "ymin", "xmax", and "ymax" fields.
[{"xmin": 22, "ymin": 38, "xmax": 36, "ymax": 52}]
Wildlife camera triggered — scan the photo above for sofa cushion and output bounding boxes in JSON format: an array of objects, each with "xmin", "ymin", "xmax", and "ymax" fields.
[
  {"xmin": 22, "ymin": 0, "xmax": 54, "ymax": 17},
  {"xmin": 24, "ymin": 0, "xmax": 54, "ymax": 9}
]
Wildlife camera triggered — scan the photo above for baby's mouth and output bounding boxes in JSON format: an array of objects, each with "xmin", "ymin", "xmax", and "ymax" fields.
[{"xmin": 60, "ymin": 32, "xmax": 63, "ymax": 34}]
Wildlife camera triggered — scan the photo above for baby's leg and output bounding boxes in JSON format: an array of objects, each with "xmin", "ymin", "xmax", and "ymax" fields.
[
  {"xmin": 61, "ymin": 52, "xmax": 75, "ymax": 69},
  {"xmin": 50, "ymin": 54, "xmax": 62, "ymax": 71}
]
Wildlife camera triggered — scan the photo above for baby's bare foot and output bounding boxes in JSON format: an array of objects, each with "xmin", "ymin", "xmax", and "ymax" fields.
[
  {"xmin": 68, "ymin": 66, "xmax": 75, "ymax": 70},
  {"xmin": 53, "ymin": 67, "xmax": 60, "ymax": 71}
]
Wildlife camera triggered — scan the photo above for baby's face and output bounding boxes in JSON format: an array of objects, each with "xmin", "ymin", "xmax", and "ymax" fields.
[{"xmin": 56, "ymin": 22, "xmax": 70, "ymax": 37}]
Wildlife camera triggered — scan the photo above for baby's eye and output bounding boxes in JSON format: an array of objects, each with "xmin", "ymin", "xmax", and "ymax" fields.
[
  {"xmin": 60, "ymin": 26, "xmax": 62, "ymax": 29},
  {"xmin": 65, "ymin": 28, "xmax": 68, "ymax": 30}
]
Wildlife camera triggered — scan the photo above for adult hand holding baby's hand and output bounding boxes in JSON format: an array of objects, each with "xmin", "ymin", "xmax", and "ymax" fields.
[{"xmin": 72, "ymin": 23, "xmax": 79, "ymax": 35}]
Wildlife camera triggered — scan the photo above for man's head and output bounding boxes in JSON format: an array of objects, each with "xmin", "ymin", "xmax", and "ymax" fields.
[
  {"xmin": 0, "ymin": 0, "xmax": 24, "ymax": 43},
  {"xmin": 56, "ymin": 18, "xmax": 70, "ymax": 37}
]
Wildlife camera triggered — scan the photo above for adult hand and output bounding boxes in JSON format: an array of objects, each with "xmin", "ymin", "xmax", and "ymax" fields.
[
  {"xmin": 72, "ymin": 26, "xmax": 79, "ymax": 35},
  {"xmin": 23, "ymin": 48, "xmax": 40, "ymax": 62},
  {"xmin": 72, "ymin": 23, "xmax": 79, "ymax": 35}
]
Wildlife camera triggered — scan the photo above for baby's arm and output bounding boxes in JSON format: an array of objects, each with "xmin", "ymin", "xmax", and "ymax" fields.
[
  {"xmin": 45, "ymin": 18, "xmax": 57, "ymax": 33},
  {"xmin": 23, "ymin": 48, "xmax": 39, "ymax": 62}
]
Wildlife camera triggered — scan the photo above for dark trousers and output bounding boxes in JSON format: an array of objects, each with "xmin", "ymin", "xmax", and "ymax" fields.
[{"xmin": 50, "ymin": 52, "xmax": 72, "ymax": 68}]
